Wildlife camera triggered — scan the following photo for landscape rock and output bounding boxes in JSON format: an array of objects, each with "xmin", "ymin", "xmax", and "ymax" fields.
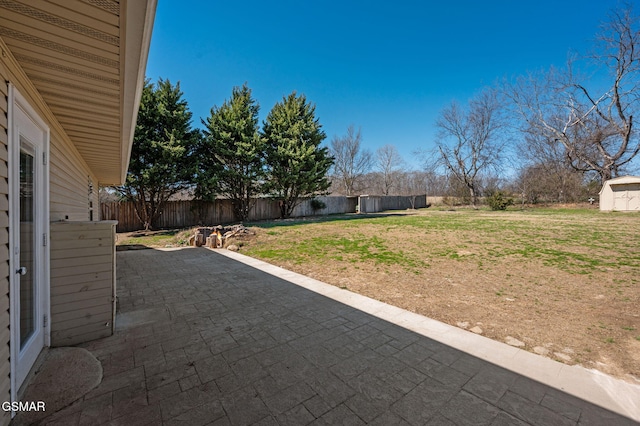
[
  {"xmin": 505, "ymin": 336, "xmax": 525, "ymax": 347},
  {"xmin": 227, "ymin": 244, "xmax": 239, "ymax": 252},
  {"xmin": 554, "ymin": 352, "xmax": 572, "ymax": 362},
  {"xmin": 533, "ymin": 346, "xmax": 550, "ymax": 356},
  {"xmin": 457, "ymin": 321, "xmax": 470, "ymax": 329},
  {"xmin": 470, "ymin": 326, "xmax": 483, "ymax": 334}
]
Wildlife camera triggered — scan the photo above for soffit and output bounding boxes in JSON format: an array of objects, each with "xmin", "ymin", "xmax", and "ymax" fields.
[{"xmin": 0, "ymin": 0, "xmax": 154, "ymax": 185}]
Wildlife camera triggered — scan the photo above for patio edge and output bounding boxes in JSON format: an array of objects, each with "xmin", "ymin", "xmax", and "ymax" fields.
[{"xmin": 212, "ymin": 248, "xmax": 640, "ymax": 422}]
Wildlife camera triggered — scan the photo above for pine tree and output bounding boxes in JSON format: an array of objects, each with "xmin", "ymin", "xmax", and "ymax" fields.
[
  {"xmin": 199, "ymin": 84, "xmax": 264, "ymax": 221},
  {"xmin": 117, "ymin": 78, "xmax": 198, "ymax": 230},
  {"xmin": 262, "ymin": 92, "xmax": 334, "ymax": 218}
]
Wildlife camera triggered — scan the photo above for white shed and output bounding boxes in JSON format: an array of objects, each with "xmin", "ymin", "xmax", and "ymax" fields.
[{"xmin": 599, "ymin": 176, "xmax": 640, "ymax": 211}]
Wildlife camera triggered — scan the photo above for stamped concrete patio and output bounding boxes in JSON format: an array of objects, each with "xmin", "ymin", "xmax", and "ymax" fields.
[{"xmin": 41, "ymin": 247, "xmax": 639, "ymax": 425}]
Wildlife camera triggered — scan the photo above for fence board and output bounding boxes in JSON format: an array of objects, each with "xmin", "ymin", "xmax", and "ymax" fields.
[{"xmin": 101, "ymin": 195, "xmax": 425, "ymax": 232}]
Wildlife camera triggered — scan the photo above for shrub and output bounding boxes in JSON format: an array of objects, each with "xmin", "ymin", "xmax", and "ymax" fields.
[
  {"xmin": 487, "ymin": 191, "xmax": 514, "ymax": 211},
  {"xmin": 310, "ymin": 198, "xmax": 326, "ymax": 212}
]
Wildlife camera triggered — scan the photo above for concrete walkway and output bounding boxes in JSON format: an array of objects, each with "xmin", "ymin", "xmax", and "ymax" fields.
[{"xmin": 43, "ymin": 247, "xmax": 639, "ymax": 425}]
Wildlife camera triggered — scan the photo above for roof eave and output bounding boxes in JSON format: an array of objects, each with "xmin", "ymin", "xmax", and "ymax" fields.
[{"xmin": 115, "ymin": 0, "xmax": 157, "ymax": 186}]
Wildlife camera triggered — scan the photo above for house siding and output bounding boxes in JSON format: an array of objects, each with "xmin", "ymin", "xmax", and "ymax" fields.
[
  {"xmin": 0, "ymin": 38, "xmax": 108, "ymax": 422},
  {"xmin": 0, "ymin": 56, "xmax": 12, "ymax": 426},
  {"xmin": 50, "ymin": 136, "xmax": 99, "ymax": 221},
  {"xmin": 0, "ymin": 38, "xmax": 98, "ymax": 224}
]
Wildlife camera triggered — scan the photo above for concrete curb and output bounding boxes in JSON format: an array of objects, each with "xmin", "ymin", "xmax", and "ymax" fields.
[{"xmin": 215, "ymin": 248, "xmax": 640, "ymax": 422}]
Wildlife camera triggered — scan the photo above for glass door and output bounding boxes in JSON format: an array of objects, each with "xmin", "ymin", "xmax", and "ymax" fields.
[
  {"xmin": 10, "ymin": 87, "xmax": 49, "ymax": 393},
  {"xmin": 19, "ymin": 144, "xmax": 37, "ymax": 351}
]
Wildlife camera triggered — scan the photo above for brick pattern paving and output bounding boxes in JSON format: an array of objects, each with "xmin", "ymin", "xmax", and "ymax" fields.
[{"xmin": 42, "ymin": 248, "xmax": 637, "ymax": 425}]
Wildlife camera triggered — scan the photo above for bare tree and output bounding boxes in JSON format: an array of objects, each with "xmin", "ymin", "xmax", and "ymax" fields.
[
  {"xmin": 434, "ymin": 89, "xmax": 506, "ymax": 208},
  {"xmin": 375, "ymin": 144, "xmax": 404, "ymax": 195},
  {"xmin": 513, "ymin": 130, "xmax": 589, "ymax": 203},
  {"xmin": 506, "ymin": 5, "xmax": 640, "ymax": 183},
  {"xmin": 422, "ymin": 170, "xmax": 449, "ymax": 200},
  {"xmin": 330, "ymin": 125, "xmax": 374, "ymax": 195},
  {"xmin": 394, "ymin": 171, "xmax": 425, "ymax": 208},
  {"xmin": 514, "ymin": 163, "xmax": 587, "ymax": 204}
]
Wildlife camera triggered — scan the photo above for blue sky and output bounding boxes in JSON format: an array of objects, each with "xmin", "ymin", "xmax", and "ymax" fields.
[{"xmin": 146, "ymin": 0, "xmax": 619, "ymax": 168}]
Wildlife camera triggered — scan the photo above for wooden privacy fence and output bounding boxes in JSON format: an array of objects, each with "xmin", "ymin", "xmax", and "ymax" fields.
[
  {"xmin": 101, "ymin": 195, "xmax": 426, "ymax": 232},
  {"xmin": 358, "ymin": 195, "xmax": 428, "ymax": 213}
]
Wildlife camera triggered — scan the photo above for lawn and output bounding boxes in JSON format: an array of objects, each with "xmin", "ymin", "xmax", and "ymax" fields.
[
  {"xmin": 116, "ymin": 207, "xmax": 640, "ymax": 383},
  {"xmin": 116, "ymin": 228, "xmax": 192, "ymax": 250},
  {"xmin": 240, "ymin": 207, "xmax": 640, "ymax": 383}
]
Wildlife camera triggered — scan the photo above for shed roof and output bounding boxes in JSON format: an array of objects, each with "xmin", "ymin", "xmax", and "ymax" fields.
[{"xmin": 599, "ymin": 176, "xmax": 640, "ymax": 194}]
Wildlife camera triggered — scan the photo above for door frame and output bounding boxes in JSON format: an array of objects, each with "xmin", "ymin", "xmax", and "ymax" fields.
[{"xmin": 8, "ymin": 84, "xmax": 50, "ymax": 402}]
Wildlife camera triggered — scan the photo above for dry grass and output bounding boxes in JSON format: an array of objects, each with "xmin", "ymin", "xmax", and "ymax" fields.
[{"xmin": 239, "ymin": 207, "xmax": 640, "ymax": 383}]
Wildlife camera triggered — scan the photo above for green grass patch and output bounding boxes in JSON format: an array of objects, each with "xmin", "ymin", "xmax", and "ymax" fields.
[
  {"xmin": 247, "ymin": 232, "xmax": 426, "ymax": 271},
  {"xmin": 243, "ymin": 208, "xmax": 639, "ymax": 277},
  {"xmin": 117, "ymin": 229, "xmax": 190, "ymax": 248}
]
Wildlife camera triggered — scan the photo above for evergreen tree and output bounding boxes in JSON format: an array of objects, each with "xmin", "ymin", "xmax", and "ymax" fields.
[
  {"xmin": 198, "ymin": 84, "xmax": 264, "ymax": 221},
  {"xmin": 262, "ymin": 92, "xmax": 333, "ymax": 218},
  {"xmin": 117, "ymin": 78, "xmax": 198, "ymax": 230}
]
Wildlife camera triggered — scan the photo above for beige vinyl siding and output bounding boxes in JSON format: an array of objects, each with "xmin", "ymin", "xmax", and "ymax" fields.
[
  {"xmin": 0, "ymin": 39, "xmax": 111, "ymax": 424},
  {"xmin": 0, "ymin": 58, "xmax": 11, "ymax": 426},
  {"xmin": 50, "ymin": 221, "xmax": 116, "ymax": 346},
  {"xmin": 0, "ymin": 37, "xmax": 99, "ymax": 222},
  {"xmin": 49, "ymin": 134, "xmax": 98, "ymax": 221}
]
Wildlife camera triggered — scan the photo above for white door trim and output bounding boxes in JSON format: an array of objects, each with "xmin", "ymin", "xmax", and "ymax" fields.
[{"xmin": 8, "ymin": 84, "xmax": 50, "ymax": 404}]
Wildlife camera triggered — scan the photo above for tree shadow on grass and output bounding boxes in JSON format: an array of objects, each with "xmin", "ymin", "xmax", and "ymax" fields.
[
  {"xmin": 126, "ymin": 229, "xmax": 181, "ymax": 238},
  {"xmin": 246, "ymin": 211, "xmax": 418, "ymax": 229},
  {"xmin": 116, "ymin": 229, "xmax": 188, "ymax": 250},
  {"xmin": 116, "ymin": 244, "xmax": 152, "ymax": 251}
]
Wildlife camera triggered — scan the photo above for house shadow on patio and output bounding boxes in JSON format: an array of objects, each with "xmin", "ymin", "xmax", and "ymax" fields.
[
  {"xmin": 12, "ymin": 347, "xmax": 102, "ymax": 426},
  {"xmin": 32, "ymin": 247, "xmax": 640, "ymax": 425}
]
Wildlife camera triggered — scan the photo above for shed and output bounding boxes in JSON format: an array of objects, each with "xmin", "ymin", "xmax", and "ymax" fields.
[{"xmin": 599, "ymin": 176, "xmax": 640, "ymax": 211}]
